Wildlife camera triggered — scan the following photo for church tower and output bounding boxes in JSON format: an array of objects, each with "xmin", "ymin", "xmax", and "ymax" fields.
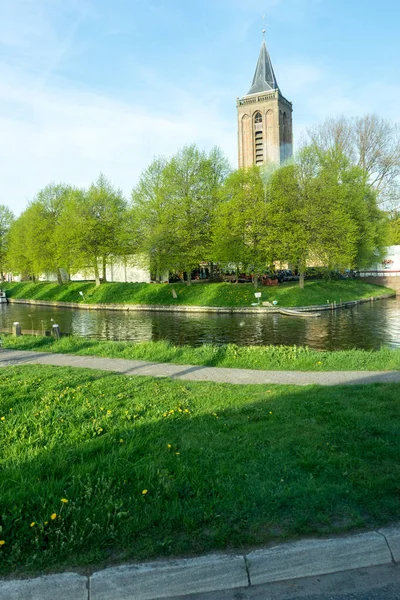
[{"xmin": 237, "ymin": 36, "xmax": 293, "ymax": 168}]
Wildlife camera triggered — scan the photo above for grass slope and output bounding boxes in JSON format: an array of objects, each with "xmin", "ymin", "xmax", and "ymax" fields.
[
  {"xmin": 3, "ymin": 335, "xmax": 400, "ymax": 371},
  {"xmin": 1, "ymin": 364, "xmax": 400, "ymax": 575},
  {"xmin": 2, "ymin": 280, "xmax": 395, "ymax": 308}
]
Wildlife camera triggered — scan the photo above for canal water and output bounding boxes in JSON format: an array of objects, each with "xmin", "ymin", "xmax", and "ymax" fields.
[{"xmin": 1, "ymin": 298, "xmax": 400, "ymax": 351}]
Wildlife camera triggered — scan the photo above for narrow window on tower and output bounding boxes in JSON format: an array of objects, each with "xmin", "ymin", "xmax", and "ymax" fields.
[{"xmin": 254, "ymin": 111, "xmax": 263, "ymax": 165}]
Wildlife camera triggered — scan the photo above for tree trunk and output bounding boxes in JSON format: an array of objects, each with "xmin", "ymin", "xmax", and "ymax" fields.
[
  {"xmin": 209, "ymin": 262, "xmax": 214, "ymax": 280},
  {"xmin": 299, "ymin": 270, "xmax": 305, "ymax": 289},
  {"xmin": 94, "ymin": 262, "xmax": 101, "ymax": 287},
  {"xmin": 102, "ymin": 257, "xmax": 107, "ymax": 283},
  {"xmin": 253, "ymin": 273, "xmax": 258, "ymax": 289},
  {"xmin": 32, "ymin": 274, "xmax": 37, "ymax": 283},
  {"xmin": 0, "ymin": 269, "xmax": 4, "ymax": 283},
  {"xmin": 56, "ymin": 268, "xmax": 63, "ymax": 285},
  {"xmin": 186, "ymin": 271, "xmax": 192, "ymax": 286},
  {"xmin": 235, "ymin": 265, "xmax": 239, "ymax": 284}
]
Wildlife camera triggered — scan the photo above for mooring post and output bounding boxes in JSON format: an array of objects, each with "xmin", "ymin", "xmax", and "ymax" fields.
[
  {"xmin": 12, "ymin": 322, "xmax": 22, "ymax": 337},
  {"xmin": 52, "ymin": 324, "xmax": 61, "ymax": 340}
]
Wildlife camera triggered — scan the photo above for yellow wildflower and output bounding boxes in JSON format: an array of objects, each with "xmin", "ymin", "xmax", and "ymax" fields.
[
  {"xmin": 0, "ymin": 540, "xmax": 5, "ymax": 546},
  {"xmin": 142, "ymin": 489, "xmax": 148, "ymax": 495},
  {"xmin": 0, "ymin": 417, "xmax": 4, "ymax": 421},
  {"xmin": 61, "ymin": 498, "xmax": 68, "ymax": 503},
  {"xmin": 44, "ymin": 521, "xmax": 48, "ymax": 525},
  {"xmin": 119, "ymin": 439, "xmax": 124, "ymax": 443},
  {"xmin": 167, "ymin": 444, "xmax": 172, "ymax": 449},
  {"xmin": 51, "ymin": 513, "xmax": 57, "ymax": 520},
  {"xmin": 30, "ymin": 522, "xmax": 35, "ymax": 527}
]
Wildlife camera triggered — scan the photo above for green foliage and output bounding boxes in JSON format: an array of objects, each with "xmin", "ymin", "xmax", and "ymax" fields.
[
  {"xmin": 267, "ymin": 147, "xmax": 388, "ymax": 285},
  {"xmin": 55, "ymin": 175, "xmax": 129, "ymax": 285},
  {"xmin": 3, "ymin": 140, "xmax": 390, "ymax": 286},
  {"xmin": 2, "ymin": 279, "xmax": 393, "ymax": 307},
  {"xmin": 131, "ymin": 145, "xmax": 230, "ymax": 283},
  {"xmin": 212, "ymin": 166, "xmax": 270, "ymax": 286},
  {"xmin": 161, "ymin": 144, "xmax": 229, "ymax": 281},
  {"xmin": 0, "ymin": 205, "xmax": 14, "ymax": 280},
  {"xmin": 388, "ymin": 214, "xmax": 400, "ymax": 245},
  {"xmin": 1, "ymin": 365, "xmax": 400, "ymax": 574},
  {"xmin": 131, "ymin": 157, "xmax": 171, "ymax": 280}
]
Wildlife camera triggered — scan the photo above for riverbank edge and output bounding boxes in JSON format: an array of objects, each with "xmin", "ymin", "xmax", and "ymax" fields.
[
  {"xmin": 6, "ymin": 293, "xmax": 396, "ymax": 314},
  {"xmin": 0, "ymin": 525, "xmax": 399, "ymax": 599}
]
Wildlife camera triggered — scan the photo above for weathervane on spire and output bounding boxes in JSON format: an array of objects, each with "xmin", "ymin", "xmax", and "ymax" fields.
[{"xmin": 262, "ymin": 14, "xmax": 267, "ymax": 39}]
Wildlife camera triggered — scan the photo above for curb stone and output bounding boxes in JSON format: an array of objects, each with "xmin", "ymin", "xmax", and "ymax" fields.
[
  {"xmin": 1, "ymin": 528, "xmax": 398, "ymax": 600},
  {"xmin": 246, "ymin": 531, "xmax": 392, "ymax": 586},
  {"xmin": 377, "ymin": 527, "xmax": 400, "ymax": 562},
  {"xmin": 90, "ymin": 554, "xmax": 248, "ymax": 600},
  {"xmin": 0, "ymin": 572, "xmax": 88, "ymax": 600}
]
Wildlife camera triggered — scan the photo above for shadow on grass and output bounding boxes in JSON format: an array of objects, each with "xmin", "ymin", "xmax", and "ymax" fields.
[{"xmin": 1, "ymin": 364, "xmax": 400, "ymax": 575}]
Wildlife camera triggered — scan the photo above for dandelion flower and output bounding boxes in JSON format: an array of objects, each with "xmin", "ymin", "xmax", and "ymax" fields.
[
  {"xmin": 0, "ymin": 417, "xmax": 4, "ymax": 421},
  {"xmin": 0, "ymin": 541, "xmax": 5, "ymax": 546},
  {"xmin": 142, "ymin": 489, "xmax": 148, "ymax": 495},
  {"xmin": 167, "ymin": 444, "xmax": 172, "ymax": 449},
  {"xmin": 61, "ymin": 498, "xmax": 68, "ymax": 503},
  {"xmin": 30, "ymin": 522, "xmax": 35, "ymax": 527},
  {"xmin": 51, "ymin": 513, "xmax": 57, "ymax": 520}
]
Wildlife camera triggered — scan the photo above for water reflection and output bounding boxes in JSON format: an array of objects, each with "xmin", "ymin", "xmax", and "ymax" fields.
[{"xmin": 0, "ymin": 298, "xmax": 399, "ymax": 351}]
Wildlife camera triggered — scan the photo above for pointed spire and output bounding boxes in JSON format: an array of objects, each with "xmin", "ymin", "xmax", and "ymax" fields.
[{"xmin": 247, "ymin": 39, "xmax": 280, "ymax": 95}]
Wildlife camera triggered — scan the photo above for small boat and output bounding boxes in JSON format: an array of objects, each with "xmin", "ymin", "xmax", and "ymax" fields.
[{"xmin": 279, "ymin": 308, "xmax": 321, "ymax": 318}]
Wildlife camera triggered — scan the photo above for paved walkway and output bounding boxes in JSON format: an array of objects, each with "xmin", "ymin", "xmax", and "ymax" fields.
[{"xmin": 1, "ymin": 349, "xmax": 400, "ymax": 385}]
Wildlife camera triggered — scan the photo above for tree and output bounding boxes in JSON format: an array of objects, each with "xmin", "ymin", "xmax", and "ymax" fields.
[
  {"xmin": 212, "ymin": 166, "xmax": 270, "ymax": 287},
  {"xmin": 267, "ymin": 147, "xmax": 385, "ymax": 288},
  {"xmin": 58, "ymin": 175, "xmax": 129, "ymax": 286},
  {"xmin": 131, "ymin": 157, "xmax": 173, "ymax": 282},
  {"xmin": 307, "ymin": 114, "xmax": 400, "ymax": 209},
  {"xmin": 0, "ymin": 205, "xmax": 14, "ymax": 281},
  {"xmin": 161, "ymin": 145, "xmax": 229, "ymax": 284},
  {"xmin": 7, "ymin": 206, "xmax": 42, "ymax": 281},
  {"xmin": 32, "ymin": 184, "xmax": 75, "ymax": 284},
  {"xmin": 388, "ymin": 212, "xmax": 400, "ymax": 245}
]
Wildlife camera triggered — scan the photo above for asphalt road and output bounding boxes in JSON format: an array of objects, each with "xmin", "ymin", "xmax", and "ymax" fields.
[{"xmin": 166, "ymin": 564, "xmax": 400, "ymax": 600}]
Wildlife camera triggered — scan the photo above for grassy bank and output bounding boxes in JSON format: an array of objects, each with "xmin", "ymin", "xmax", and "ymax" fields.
[
  {"xmin": 2, "ymin": 280, "xmax": 395, "ymax": 308},
  {"xmin": 3, "ymin": 335, "xmax": 400, "ymax": 371},
  {"xmin": 0, "ymin": 364, "xmax": 400, "ymax": 575}
]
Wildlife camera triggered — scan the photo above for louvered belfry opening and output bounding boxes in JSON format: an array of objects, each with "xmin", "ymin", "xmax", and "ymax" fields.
[{"xmin": 254, "ymin": 112, "xmax": 263, "ymax": 165}]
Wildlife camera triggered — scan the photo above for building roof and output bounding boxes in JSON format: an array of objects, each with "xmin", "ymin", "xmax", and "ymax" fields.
[{"xmin": 247, "ymin": 39, "xmax": 280, "ymax": 95}]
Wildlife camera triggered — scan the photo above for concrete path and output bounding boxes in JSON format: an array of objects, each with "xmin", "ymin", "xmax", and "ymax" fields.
[
  {"xmin": 1, "ymin": 526, "xmax": 399, "ymax": 599},
  {"xmin": 0, "ymin": 348, "xmax": 400, "ymax": 386}
]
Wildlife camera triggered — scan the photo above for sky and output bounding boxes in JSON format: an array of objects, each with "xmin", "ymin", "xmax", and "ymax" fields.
[{"xmin": 0, "ymin": 0, "xmax": 399, "ymax": 216}]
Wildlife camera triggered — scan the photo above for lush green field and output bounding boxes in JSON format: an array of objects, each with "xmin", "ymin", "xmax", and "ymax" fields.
[
  {"xmin": 3, "ymin": 335, "xmax": 400, "ymax": 371},
  {"xmin": 1, "ymin": 364, "xmax": 400, "ymax": 575},
  {"xmin": 2, "ymin": 279, "xmax": 395, "ymax": 308}
]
